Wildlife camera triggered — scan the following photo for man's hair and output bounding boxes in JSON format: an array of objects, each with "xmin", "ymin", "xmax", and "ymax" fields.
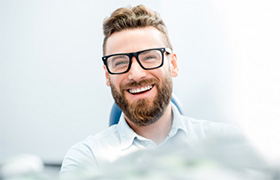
[{"xmin": 102, "ymin": 5, "xmax": 173, "ymax": 55}]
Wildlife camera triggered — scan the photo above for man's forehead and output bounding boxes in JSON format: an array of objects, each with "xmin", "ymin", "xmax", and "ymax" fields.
[{"xmin": 104, "ymin": 27, "xmax": 167, "ymax": 55}]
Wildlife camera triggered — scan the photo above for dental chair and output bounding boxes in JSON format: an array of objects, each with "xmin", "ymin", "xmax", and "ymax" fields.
[{"xmin": 109, "ymin": 94, "xmax": 183, "ymax": 126}]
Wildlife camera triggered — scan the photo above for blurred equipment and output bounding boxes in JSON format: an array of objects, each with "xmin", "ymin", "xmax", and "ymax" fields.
[{"xmin": 1, "ymin": 154, "xmax": 44, "ymax": 179}]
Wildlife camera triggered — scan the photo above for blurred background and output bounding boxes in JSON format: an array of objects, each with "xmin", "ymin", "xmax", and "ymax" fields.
[{"xmin": 1, "ymin": 0, "xmax": 280, "ymax": 175}]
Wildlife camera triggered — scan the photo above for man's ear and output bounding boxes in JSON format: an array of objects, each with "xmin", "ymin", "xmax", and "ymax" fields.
[
  {"xmin": 170, "ymin": 53, "xmax": 179, "ymax": 77},
  {"xmin": 103, "ymin": 65, "xmax": 110, "ymax": 86}
]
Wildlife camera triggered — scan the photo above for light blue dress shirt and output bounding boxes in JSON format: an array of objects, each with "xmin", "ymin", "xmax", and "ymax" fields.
[{"xmin": 60, "ymin": 103, "xmax": 240, "ymax": 177}]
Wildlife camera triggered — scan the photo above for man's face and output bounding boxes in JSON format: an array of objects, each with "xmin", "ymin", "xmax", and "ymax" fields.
[{"xmin": 104, "ymin": 27, "xmax": 178, "ymax": 126}]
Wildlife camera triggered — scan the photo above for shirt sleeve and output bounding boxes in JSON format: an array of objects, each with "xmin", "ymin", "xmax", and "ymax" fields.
[{"xmin": 59, "ymin": 142, "xmax": 97, "ymax": 179}]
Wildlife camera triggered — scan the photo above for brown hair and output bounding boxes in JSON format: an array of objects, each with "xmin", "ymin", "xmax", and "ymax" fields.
[{"xmin": 102, "ymin": 5, "xmax": 172, "ymax": 55}]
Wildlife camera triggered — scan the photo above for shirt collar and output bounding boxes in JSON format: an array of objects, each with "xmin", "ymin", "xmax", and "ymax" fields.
[
  {"xmin": 118, "ymin": 113, "xmax": 138, "ymax": 150},
  {"xmin": 117, "ymin": 102, "xmax": 188, "ymax": 150},
  {"xmin": 168, "ymin": 103, "xmax": 188, "ymax": 138}
]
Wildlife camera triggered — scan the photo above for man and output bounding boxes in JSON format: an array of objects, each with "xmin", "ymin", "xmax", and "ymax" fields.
[{"xmin": 60, "ymin": 5, "xmax": 256, "ymax": 178}]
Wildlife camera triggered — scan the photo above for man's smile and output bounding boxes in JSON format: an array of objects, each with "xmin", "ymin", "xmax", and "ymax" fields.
[{"xmin": 127, "ymin": 85, "xmax": 154, "ymax": 94}]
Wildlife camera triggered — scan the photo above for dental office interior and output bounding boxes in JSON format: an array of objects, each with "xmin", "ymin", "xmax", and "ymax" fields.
[{"xmin": 1, "ymin": 0, "xmax": 280, "ymax": 179}]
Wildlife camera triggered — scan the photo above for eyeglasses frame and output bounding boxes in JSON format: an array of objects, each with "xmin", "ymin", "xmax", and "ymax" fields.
[{"xmin": 102, "ymin": 47, "xmax": 172, "ymax": 75}]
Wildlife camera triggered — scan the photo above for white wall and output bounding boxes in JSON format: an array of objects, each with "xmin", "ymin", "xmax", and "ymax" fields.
[{"xmin": 1, "ymin": 0, "xmax": 279, "ymax": 165}]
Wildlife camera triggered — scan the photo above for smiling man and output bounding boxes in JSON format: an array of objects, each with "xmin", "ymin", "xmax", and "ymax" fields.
[
  {"xmin": 104, "ymin": 26, "xmax": 178, "ymax": 144},
  {"xmin": 60, "ymin": 5, "xmax": 245, "ymax": 177}
]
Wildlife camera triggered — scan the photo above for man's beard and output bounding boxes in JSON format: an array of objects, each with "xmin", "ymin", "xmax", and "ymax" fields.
[{"xmin": 110, "ymin": 75, "xmax": 173, "ymax": 126}]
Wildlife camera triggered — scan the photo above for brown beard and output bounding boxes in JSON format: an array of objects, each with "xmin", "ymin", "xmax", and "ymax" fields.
[{"xmin": 110, "ymin": 75, "xmax": 173, "ymax": 126}]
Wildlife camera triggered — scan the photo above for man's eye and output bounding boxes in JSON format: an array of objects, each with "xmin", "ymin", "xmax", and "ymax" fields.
[
  {"xmin": 114, "ymin": 60, "xmax": 128, "ymax": 67},
  {"xmin": 144, "ymin": 56, "xmax": 156, "ymax": 60},
  {"xmin": 110, "ymin": 56, "xmax": 129, "ymax": 67},
  {"xmin": 142, "ymin": 54, "xmax": 159, "ymax": 62}
]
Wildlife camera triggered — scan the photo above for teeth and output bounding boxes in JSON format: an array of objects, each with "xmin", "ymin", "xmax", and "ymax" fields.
[{"xmin": 129, "ymin": 85, "xmax": 153, "ymax": 94}]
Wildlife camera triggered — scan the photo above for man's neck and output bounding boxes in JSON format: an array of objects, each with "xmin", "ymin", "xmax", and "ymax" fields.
[{"xmin": 125, "ymin": 103, "xmax": 173, "ymax": 145}]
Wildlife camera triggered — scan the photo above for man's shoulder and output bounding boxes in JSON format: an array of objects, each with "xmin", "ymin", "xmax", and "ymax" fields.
[
  {"xmin": 181, "ymin": 115, "xmax": 241, "ymax": 137},
  {"xmin": 81, "ymin": 125, "xmax": 120, "ymax": 147},
  {"xmin": 64, "ymin": 125, "xmax": 120, "ymax": 158},
  {"xmin": 61, "ymin": 125, "xmax": 121, "ymax": 173}
]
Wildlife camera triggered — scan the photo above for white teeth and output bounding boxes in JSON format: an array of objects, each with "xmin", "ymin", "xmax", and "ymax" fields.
[{"xmin": 129, "ymin": 85, "xmax": 153, "ymax": 94}]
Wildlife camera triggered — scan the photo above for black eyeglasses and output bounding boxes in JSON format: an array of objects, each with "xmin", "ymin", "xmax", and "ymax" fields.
[{"xmin": 102, "ymin": 48, "xmax": 172, "ymax": 75}]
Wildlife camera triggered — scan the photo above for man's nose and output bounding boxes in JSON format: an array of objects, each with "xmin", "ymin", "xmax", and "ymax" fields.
[{"xmin": 127, "ymin": 57, "xmax": 147, "ymax": 81}]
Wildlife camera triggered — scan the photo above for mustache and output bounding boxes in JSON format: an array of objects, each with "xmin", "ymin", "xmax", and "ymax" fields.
[{"xmin": 120, "ymin": 79, "xmax": 159, "ymax": 91}]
